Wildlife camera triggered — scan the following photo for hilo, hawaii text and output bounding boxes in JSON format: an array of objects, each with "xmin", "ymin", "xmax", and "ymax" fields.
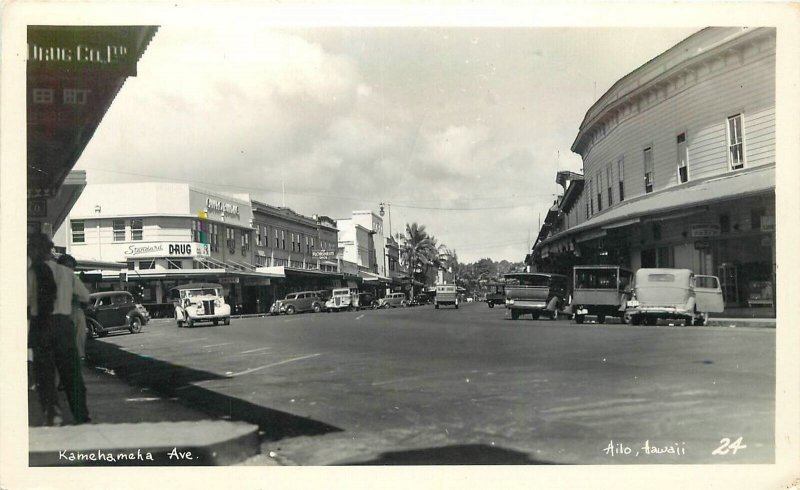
[
  {"xmin": 603, "ymin": 437, "xmax": 747, "ymax": 457},
  {"xmin": 603, "ymin": 440, "xmax": 686, "ymax": 457},
  {"xmin": 58, "ymin": 447, "xmax": 196, "ymax": 463}
]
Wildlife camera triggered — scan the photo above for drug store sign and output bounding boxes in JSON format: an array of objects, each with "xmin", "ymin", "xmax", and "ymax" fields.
[{"xmin": 124, "ymin": 242, "xmax": 210, "ymax": 258}]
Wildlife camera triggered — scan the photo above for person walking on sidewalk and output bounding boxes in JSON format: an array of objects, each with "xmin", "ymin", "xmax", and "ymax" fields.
[
  {"xmin": 27, "ymin": 233, "xmax": 91, "ymax": 426},
  {"xmin": 57, "ymin": 254, "xmax": 90, "ymax": 362}
]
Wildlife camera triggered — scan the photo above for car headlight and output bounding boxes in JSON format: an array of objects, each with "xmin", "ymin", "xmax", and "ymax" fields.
[{"xmin": 506, "ymin": 299, "xmax": 515, "ymax": 305}]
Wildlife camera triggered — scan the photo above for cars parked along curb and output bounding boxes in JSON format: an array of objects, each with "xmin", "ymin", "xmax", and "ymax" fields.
[{"xmin": 86, "ymin": 291, "xmax": 150, "ymax": 337}]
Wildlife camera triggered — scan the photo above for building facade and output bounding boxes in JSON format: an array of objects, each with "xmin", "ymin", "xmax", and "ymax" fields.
[
  {"xmin": 530, "ymin": 27, "xmax": 776, "ymax": 312},
  {"xmin": 61, "ymin": 182, "xmax": 266, "ymax": 314}
]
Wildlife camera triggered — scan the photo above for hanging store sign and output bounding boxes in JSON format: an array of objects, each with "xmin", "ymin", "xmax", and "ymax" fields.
[
  {"xmin": 123, "ymin": 242, "xmax": 210, "ymax": 258},
  {"xmin": 206, "ymin": 198, "xmax": 240, "ymax": 217},
  {"xmin": 690, "ymin": 224, "xmax": 721, "ymax": 238}
]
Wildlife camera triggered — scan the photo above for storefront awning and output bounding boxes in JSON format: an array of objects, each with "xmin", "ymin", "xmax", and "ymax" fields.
[
  {"xmin": 359, "ymin": 271, "xmax": 392, "ymax": 284},
  {"xmin": 539, "ymin": 165, "xmax": 774, "ymax": 248},
  {"xmin": 75, "ymin": 258, "xmax": 127, "ymax": 271}
]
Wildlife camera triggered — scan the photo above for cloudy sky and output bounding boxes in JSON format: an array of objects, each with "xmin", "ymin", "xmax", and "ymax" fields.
[{"xmin": 76, "ymin": 24, "xmax": 699, "ymax": 262}]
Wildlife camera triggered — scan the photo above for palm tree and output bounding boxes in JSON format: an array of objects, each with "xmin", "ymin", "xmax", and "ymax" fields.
[{"xmin": 399, "ymin": 222, "xmax": 433, "ymax": 297}]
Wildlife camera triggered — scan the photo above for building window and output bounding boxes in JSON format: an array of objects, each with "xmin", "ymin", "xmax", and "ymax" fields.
[
  {"xmin": 255, "ymin": 255, "xmax": 266, "ymax": 267},
  {"xmin": 210, "ymin": 224, "xmax": 219, "ymax": 252},
  {"xmin": 606, "ymin": 165, "xmax": 613, "ymax": 206},
  {"xmin": 242, "ymin": 232, "xmax": 250, "ymax": 255},
  {"xmin": 274, "ymin": 229, "xmax": 279, "ymax": 249},
  {"xmin": 727, "ymin": 114, "xmax": 745, "ymax": 170},
  {"xmin": 131, "ymin": 218, "xmax": 143, "ymax": 241},
  {"xmin": 256, "ymin": 225, "xmax": 263, "ymax": 247},
  {"xmin": 71, "ymin": 220, "xmax": 85, "ymax": 243},
  {"xmin": 281, "ymin": 230, "xmax": 286, "ymax": 250},
  {"xmin": 113, "ymin": 219, "xmax": 126, "ymax": 241},
  {"xmin": 588, "ymin": 179, "xmax": 594, "ymax": 215},
  {"xmin": 652, "ymin": 223, "xmax": 662, "ymax": 241},
  {"xmin": 33, "ymin": 88, "xmax": 55, "ymax": 104},
  {"xmin": 677, "ymin": 133, "xmax": 688, "ymax": 183},
  {"xmin": 720, "ymin": 214, "xmax": 731, "ymax": 233},
  {"xmin": 596, "ymin": 171, "xmax": 603, "ymax": 212},
  {"xmin": 643, "ymin": 147, "xmax": 654, "ymax": 193},
  {"xmin": 751, "ymin": 208, "xmax": 765, "ymax": 231},
  {"xmin": 167, "ymin": 259, "xmax": 183, "ymax": 269},
  {"xmin": 618, "ymin": 157, "xmax": 625, "ymax": 202},
  {"xmin": 63, "ymin": 88, "xmax": 90, "ymax": 105},
  {"xmin": 140, "ymin": 259, "xmax": 155, "ymax": 270}
]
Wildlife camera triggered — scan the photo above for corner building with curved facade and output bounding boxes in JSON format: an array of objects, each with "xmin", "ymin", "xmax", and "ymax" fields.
[{"xmin": 530, "ymin": 27, "xmax": 776, "ymax": 312}]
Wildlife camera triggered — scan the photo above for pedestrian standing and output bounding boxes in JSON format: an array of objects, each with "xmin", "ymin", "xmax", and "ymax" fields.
[
  {"xmin": 57, "ymin": 254, "xmax": 91, "ymax": 362},
  {"xmin": 27, "ymin": 233, "xmax": 91, "ymax": 425}
]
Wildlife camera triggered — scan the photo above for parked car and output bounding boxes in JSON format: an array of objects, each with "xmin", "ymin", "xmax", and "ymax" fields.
[
  {"xmin": 413, "ymin": 293, "xmax": 431, "ymax": 305},
  {"xmin": 378, "ymin": 292, "xmax": 408, "ymax": 308},
  {"xmin": 354, "ymin": 292, "xmax": 378, "ymax": 310},
  {"xmin": 270, "ymin": 290, "xmax": 325, "ymax": 315},
  {"xmin": 504, "ymin": 272, "xmax": 569, "ymax": 320},
  {"xmin": 170, "ymin": 283, "xmax": 231, "ymax": 328},
  {"xmin": 625, "ymin": 268, "xmax": 724, "ymax": 326},
  {"xmin": 325, "ymin": 288, "xmax": 355, "ymax": 312},
  {"xmin": 485, "ymin": 282, "xmax": 506, "ymax": 308},
  {"xmin": 86, "ymin": 291, "xmax": 149, "ymax": 337},
  {"xmin": 572, "ymin": 265, "xmax": 633, "ymax": 324},
  {"xmin": 434, "ymin": 285, "xmax": 459, "ymax": 309}
]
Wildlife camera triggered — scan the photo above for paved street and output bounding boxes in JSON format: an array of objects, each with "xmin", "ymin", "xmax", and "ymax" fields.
[{"xmin": 86, "ymin": 302, "xmax": 775, "ymax": 465}]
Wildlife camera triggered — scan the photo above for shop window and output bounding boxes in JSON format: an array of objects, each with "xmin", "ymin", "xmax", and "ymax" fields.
[
  {"xmin": 131, "ymin": 218, "xmax": 143, "ymax": 241},
  {"xmin": 113, "ymin": 219, "xmax": 126, "ymax": 241},
  {"xmin": 71, "ymin": 220, "xmax": 85, "ymax": 243},
  {"xmin": 727, "ymin": 114, "xmax": 745, "ymax": 170},
  {"xmin": 676, "ymin": 133, "xmax": 688, "ymax": 183},
  {"xmin": 127, "ymin": 262, "xmax": 135, "ymax": 271},
  {"xmin": 643, "ymin": 147, "xmax": 654, "ymax": 193}
]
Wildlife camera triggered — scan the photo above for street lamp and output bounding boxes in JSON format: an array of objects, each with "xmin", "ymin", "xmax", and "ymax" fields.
[{"xmin": 379, "ymin": 202, "xmax": 392, "ymax": 238}]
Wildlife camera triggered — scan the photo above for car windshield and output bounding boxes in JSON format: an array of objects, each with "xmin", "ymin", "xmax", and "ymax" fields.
[
  {"xmin": 647, "ymin": 273, "xmax": 676, "ymax": 283},
  {"xmin": 505, "ymin": 274, "xmax": 550, "ymax": 287}
]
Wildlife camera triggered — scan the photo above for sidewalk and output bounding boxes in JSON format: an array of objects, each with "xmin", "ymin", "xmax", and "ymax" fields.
[{"xmin": 27, "ymin": 361, "xmax": 272, "ymax": 466}]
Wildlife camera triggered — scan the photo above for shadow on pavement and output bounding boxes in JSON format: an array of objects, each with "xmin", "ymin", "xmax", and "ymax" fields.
[
  {"xmin": 86, "ymin": 339, "xmax": 343, "ymax": 441},
  {"xmin": 346, "ymin": 444, "xmax": 557, "ymax": 465}
]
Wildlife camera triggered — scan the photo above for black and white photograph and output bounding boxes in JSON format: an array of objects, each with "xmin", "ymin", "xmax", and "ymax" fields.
[{"xmin": 2, "ymin": 2, "xmax": 799, "ymax": 489}]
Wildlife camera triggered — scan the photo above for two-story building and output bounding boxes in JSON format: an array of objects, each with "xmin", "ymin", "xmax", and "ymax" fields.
[
  {"xmin": 60, "ymin": 182, "xmax": 275, "ymax": 315},
  {"xmin": 529, "ymin": 27, "xmax": 776, "ymax": 313}
]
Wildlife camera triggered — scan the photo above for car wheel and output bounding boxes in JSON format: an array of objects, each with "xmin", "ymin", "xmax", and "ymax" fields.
[
  {"xmin": 597, "ymin": 313, "xmax": 606, "ymax": 324},
  {"xmin": 575, "ymin": 314, "xmax": 585, "ymax": 324},
  {"xmin": 511, "ymin": 309, "xmax": 520, "ymax": 320},
  {"xmin": 435, "ymin": 304, "xmax": 439, "ymax": 309},
  {"xmin": 549, "ymin": 308, "xmax": 558, "ymax": 320},
  {"xmin": 630, "ymin": 315, "xmax": 641, "ymax": 326},
  {"xmin": 177, "ymin": 321, "xmax": 183, "ymax": 328},
  {"xmin": 286, "ymin": 306, "xmax": 296, "ymax": 315},
  {"xmin": 186, "ymin": 319, "xmax": 194, "ymax": 328},
  {"xmin": 645, "ymin": 317, "xmax": 658, "ymax": 326},
  {"xmin": 488, "ymin": 303, "xmax": 494, "ymax": 308},
  {"xmin": 213, "ymin": 319, "xmax": 219, "ymax": 326},
  {"xmin": 313, "ymin": 304, "xmax": 321, "ymax": 313},
  {"xmin": 224, "ymin": 317, "xmax": 230, "ymax": 326},
  {"xmin": 455, "ymin": 303, "xmax": 459, "ymax": 309},
  {"xmin": 129, "ymin": 316, "xmax": 142, "ymax": 334},
  {"xmin": 348, "ymin": 305, "xmax": 354, "ymax": 312},
  {"xmin": 531, "ymin": 312, "xmax": 540, "ymax": 320},
  {"xmin": 694, "ymin": 314, "xmax": 706, "ymax": 326}
]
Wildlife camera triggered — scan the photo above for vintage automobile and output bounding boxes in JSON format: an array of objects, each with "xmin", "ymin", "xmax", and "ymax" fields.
[
  {"xmin": 86, "ymin": 291, "xmax": 150, "ymax": 337},
  {"xmin": 354, "ymin": 292, "xmax": 379, "ymax": 310},
  {"xmin": 378, "ymin": 292, "xmax": 408, "ymax": 308},
  {"xmin": 504, "ymin": 272, "xmax": 569, "ymax": 320},
  {"xmin": 572, "ymin": 265, "xmax": 633, "ymax": 324},
  {"xmin": 434, "ymin": 284, "xmax": 459, "ymax": 309},
  {"xmin": 170, "ymin": 283, "xmax": 231, "ymax": 328},
  {"xmin": 325, "ymin": 288, "xmax": 355, "ymax": 312},
  {"xmin": 485, "ymin": 282, "xmax": 506, "ymax": 308},
  {"xmin": 270, "ymin": 290, "xmax": 325, "ymax": 315},
  {"xmin": 625, "ymin": 268, "xmax": 724, "ymax": 326}
]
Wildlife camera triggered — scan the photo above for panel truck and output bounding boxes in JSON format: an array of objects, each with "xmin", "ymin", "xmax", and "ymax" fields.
[
  {"xmin": 504, "ymin": 272, "xmax": 569, "ymax": 320},
  {"xmin": 434, "ymin": 285, "xmax": 459, "ymax": 309}
]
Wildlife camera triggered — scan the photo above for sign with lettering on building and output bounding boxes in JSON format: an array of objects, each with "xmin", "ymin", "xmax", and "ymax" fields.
[
  {"xmin": 690, "ymin": 224, "xmax": 721, "ymax": 238},
  {"xmin": 123, "ymin": 242, "xmax": 210, "ymax": 258},
  {"xmin": 312, "ymin": 249, "xmax": 336, "ymax": 259}
]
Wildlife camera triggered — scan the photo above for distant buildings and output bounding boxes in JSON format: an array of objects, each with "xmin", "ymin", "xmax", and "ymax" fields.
[
  {"xmin": 58, "ymin": 182, "xmax": 411, "ymax": 315},
  {"xmin": 529, "ymin": 27, "xmax": 776, "ymax": 312}
]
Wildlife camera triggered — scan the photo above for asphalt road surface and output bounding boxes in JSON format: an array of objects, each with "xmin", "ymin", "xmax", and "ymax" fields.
[{"xmin": 88, "ymin": 302, "xmax": 775, "ymax": 465}]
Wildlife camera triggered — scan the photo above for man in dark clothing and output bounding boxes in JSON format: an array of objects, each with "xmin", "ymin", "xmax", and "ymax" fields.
[{"xmin": 27, "ymin": 233, "xmax": 91, "ymax": 426}]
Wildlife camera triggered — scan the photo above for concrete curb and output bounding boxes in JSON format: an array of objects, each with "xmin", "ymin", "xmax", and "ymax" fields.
[{"xmin": 29, "ymin": 420, "xmax": 260, "ymax": 466}]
